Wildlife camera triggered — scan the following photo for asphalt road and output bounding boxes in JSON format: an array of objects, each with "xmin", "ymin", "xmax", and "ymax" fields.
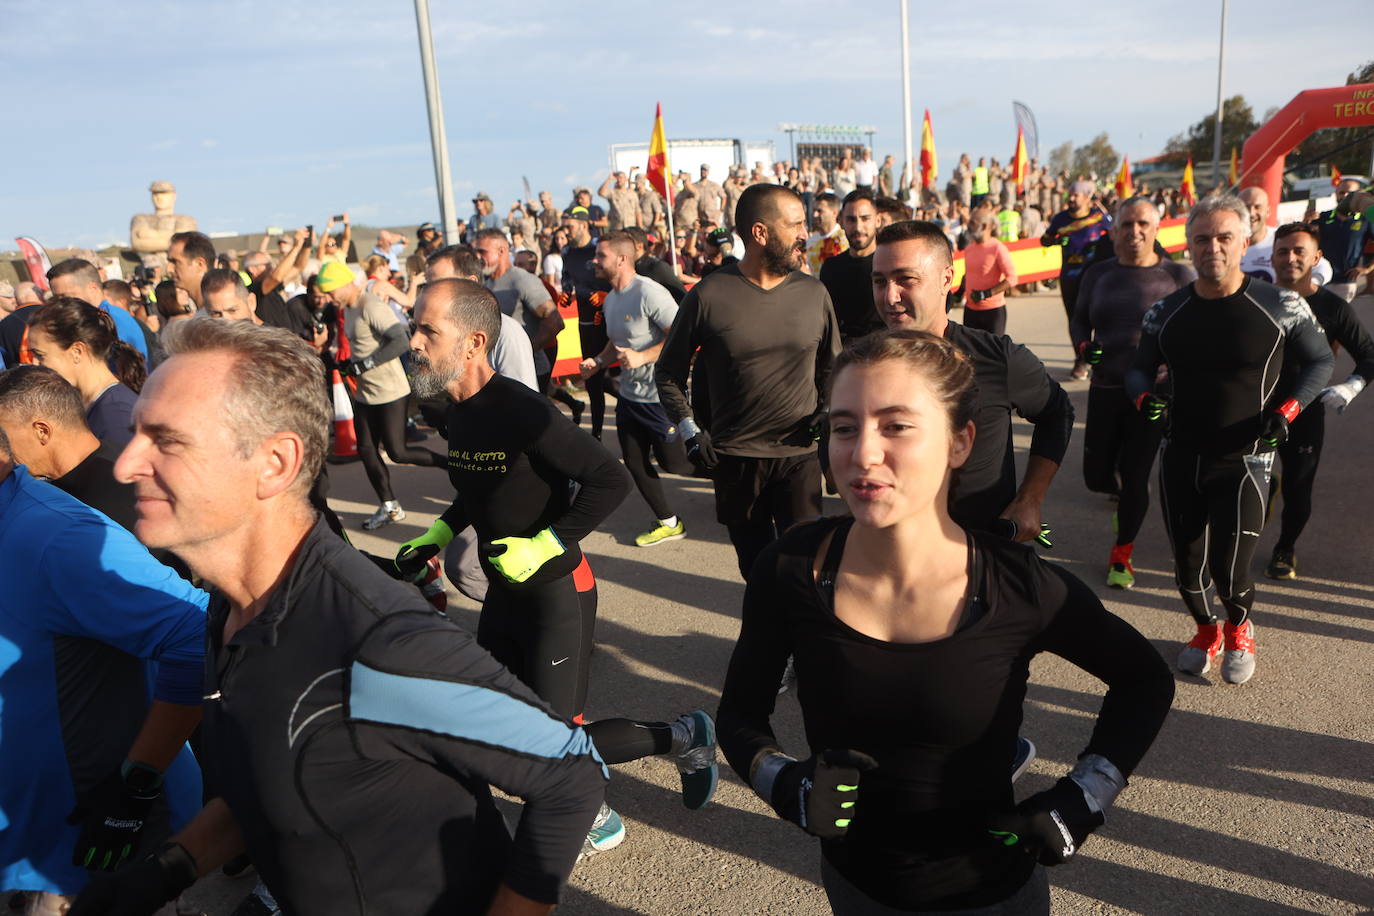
[{"xmin": 185, "ymin": 288, "xmax": 1374, "ymax": 916}]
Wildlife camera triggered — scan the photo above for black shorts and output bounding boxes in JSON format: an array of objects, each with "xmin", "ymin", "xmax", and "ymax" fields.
[
  {"xmin": 615, "ymin": 399, "xmax": 677, "ymax": 442},
  {"xmin": 712, "ymin": 452, "xmax": 823, "ymax": 526}
]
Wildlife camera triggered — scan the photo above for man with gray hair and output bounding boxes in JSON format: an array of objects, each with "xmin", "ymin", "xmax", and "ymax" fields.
[
  {"xmin": 72, "ymin": 317, "xmax": 610, "ymax": 916},
  {"xmin": 1238, "ymin": 186, "xmax": 1333, "ymax": 285},
  {"xmin": 1042, "ymin": 179, "xmax": 1112, "ymax": 379},
  {"xmin": 0, "ymin": 280, "xmax": 14, "ymax": 317},
  {"xmin": 1126, "ymin": 193, "xmax": 1332, "ymax": 685}
]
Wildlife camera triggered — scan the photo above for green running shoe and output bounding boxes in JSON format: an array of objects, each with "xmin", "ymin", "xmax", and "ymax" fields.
[
  {"xmin": 635, "ymin": 519, "xmax": 686, "ymax": 548},
  {"xmin": 581, "ymin": 803, "xmax": 626, "ymax": 857},
  {"xmin": 670, "ymin": 711, "xmax": 719, "ymax": 810}
]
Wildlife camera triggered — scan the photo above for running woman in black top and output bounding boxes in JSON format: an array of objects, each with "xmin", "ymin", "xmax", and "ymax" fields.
[
  {"xmin": 1264, "ymin": 222, "xmax": 1374, "ymax": 580},
  {"xmin": 398, "ymin": 279, "xmax": 719, "ymax": 853},
  {"xmin": 1126, "ymin": 195, "xmax": 1333, "ymax": 685},
  {"xmin": 717, "ymin": 330, "xmax": 1173, "ymax": 914},
  {"xmin": 1070, "ymin": 197, "xmax": 1195, "ymax": 589}
]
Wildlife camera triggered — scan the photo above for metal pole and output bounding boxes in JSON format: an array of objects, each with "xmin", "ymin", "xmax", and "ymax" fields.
[
  {"xmin": 1211, "ymin": 0, "xmax": 1228, "ymax": 189},
  {"xmin": 900, "ymin": 0, "xmax": 914, "ymax": 196},
  {"xmin": 414, "ymin": 0, "xmax": 459, "ymax": 244}
]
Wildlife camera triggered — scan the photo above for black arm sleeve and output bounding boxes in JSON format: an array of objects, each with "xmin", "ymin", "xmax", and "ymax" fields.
[
  {"xmin": 1005, "ymin": 340, "xmax": 1074, "ymax": 465},
  {"xmin": 1324, "ymin": 297, "xmax": 1374, "ymax": 382},
  {"xmin": 716, "ymin": 544, "xmax": 795, "ymax": 794},
  {"xmin": 1069, "ymin": 264, "xmax": 1099, "ymax": 352},
  {"xmin": 1031, "ymin": 564, "xmax": 1174, "ymax": 776},
  {"xmin": 529, "ymin": 419, "xmax": 632, "ymax": 543},
  {"xmin": 654, "ymin": 285, "xmax": 703, "ymax": 424},
  {"xmin": 1280, "ymin": 295, "xmax": 1335, "ymax": 407},
  {"xmin": 347, "ymin": 612, "xmax": 607, "ymax": 905},
  {"xmin": 1125, "ymin": 302, "xmax": 1166, "ymax": 404},
  {"xmin": 367, "ymin": 322, "xmax": 410, "ymax": 367}
]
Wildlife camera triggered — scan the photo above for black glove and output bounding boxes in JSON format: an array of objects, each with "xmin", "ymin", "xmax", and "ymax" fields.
[
  {"xmin": 339, "ymin": 355, "xmax": 376, "ymax": 377},
  {"xmin": 1135, "ymin": 392, "xmax": 1169, "ymax": 423},
  {"xmin": 782, "ymin": 410, "xmax": 829, "ymax": 447},
  {"xmin": 1257, "ymin": 410, "xmax": 1290, "ymax": 450},
  {"xmin": 69, "ymin": 765, "xmax": 161, "ymax": 871},
  {"xmin": 969, "ymin": 288, "xmax": 993, "ymax": 303},
  {"xmin": 686, "ymin": 429, "xmax": 719, "ymax": 473},
  {"xmin": 68, "ymin": 842, "xmax": 198, "ymax": 916},
  {"xmin": 770, "ymin": 749, "xmax": 878, "ymax": 840},
  {"xmin": 987, "ymin": 777, "xmax": 1104, "ymax": 866},
  {"xmin": 1078, "ymin": 340, "xmax": 1103, "ymax": 365}
]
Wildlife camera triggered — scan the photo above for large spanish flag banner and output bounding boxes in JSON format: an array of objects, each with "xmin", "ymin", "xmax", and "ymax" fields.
[
  {"xmin": 1114, "ymin": 156, "xmax": 1133, "ymax": 199},
  {"xmin": 1228, "ymin": 147, "xmax": 1238, "ymax": 186},
  {"xmin": 950, "ymin": 217, "xmax": 1188, "ymax": 288},
  {"xmin": 920, "ymin": 109, "xmax": 938, "ymax": 190},
  {"xmin": 1010, "ymin": 126, "xmax": 1028, "ymax": 193},
  {"xmin": 1181, "ymin": 157, "xmax": 1197, "ymax": 206}
]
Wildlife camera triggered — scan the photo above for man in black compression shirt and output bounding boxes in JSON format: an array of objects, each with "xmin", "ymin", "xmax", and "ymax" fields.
[
  {"xmin": 73, "ymin": 318, "xmax": 608, "ymax": 916},
  {"xmin": 1127, "ymin": 195, "xmax": 1333, "ymax": 684},
  {"xmin": 1070, "ymin": 197, "xmax": 1196, "ymax": 588},
  {"xmin": 1264, "ymin": 222, "xmax": 1374, "ymax": 580},
  {"xmin": 561, "ymin": 209, "xmax": 612, "ymax": 439},
  {"xmin": 398, "ymin": 278, "xmax": 720, "ymax": 852},
  {"xmin": 655, "ymin": 183, "xmax": 841, "ymax": 580},
  {"xmin": 870, "ymin": 220, "xmax": 1073, "ymax": 538},
  {"xmin": 820, "ymin": 189, "xmax": 887, "ymax": 344}
]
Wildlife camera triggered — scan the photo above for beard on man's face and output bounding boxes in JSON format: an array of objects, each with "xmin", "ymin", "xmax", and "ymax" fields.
[
  {"xmin": 410, "ymin": 351, "xmax": 462, "ymax": 399},
  {"xmin": 761, "ymin": 229, "xmax": 804, "ymax": 274}
]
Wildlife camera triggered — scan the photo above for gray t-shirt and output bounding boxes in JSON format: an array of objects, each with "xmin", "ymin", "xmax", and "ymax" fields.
[
  {"xmin": 487, "ymin": 267, "xmax": 553, "ymax": 376},
  {"xmin": 603, "ymin": 276, "xmax": 678, "ymax": 403},
  {"xmin": 490, "ymin": 312, "xmax": 538, "ymax": 390}
]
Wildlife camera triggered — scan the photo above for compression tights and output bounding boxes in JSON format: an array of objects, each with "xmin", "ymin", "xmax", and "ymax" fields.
[
  {"xmin": 478, "ymin": 556, "xmax": 669, "ymax": 763},
  {"xmin": 352, "ymin": 395, "xmax": 446, "ymax": 503}
]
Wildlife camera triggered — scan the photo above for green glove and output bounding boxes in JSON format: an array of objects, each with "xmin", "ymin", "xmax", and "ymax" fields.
[
  {"xmin": 484, "ymin": 528, "xmax": 566, "ymax": 583},
  {"xmin": 395, "ymin": 519, "xmax": 455, "ymax": 579}
]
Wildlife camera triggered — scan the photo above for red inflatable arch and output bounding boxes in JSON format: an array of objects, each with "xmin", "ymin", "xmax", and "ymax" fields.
[{"xmin": 1241, "ymin": 82, "xmax": 1374, "ymax": 226}]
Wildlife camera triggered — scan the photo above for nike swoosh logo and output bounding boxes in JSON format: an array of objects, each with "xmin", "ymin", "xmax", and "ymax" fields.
[{"xmin": 551, "ymin": 657, "xmax": 569, "ymax": 666}]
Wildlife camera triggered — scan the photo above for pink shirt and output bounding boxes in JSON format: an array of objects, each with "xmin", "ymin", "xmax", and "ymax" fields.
[{"xmin": 962, "ymin": 241, "xmax": 1017, "ymax": 310}]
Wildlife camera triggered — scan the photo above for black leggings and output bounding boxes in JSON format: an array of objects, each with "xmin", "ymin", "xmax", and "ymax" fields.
[
  {"xmin": 1058, "ymin": 273, "xmax": 1082, "ymax": 325},
  {"xmin": 1272, "ymin": 403, "xmax": 1325, "ymax": 552},
  {"xmin": 617, "ymin": 412, "xmax": 693, "ymax": 521},
  {"xmin": 352, "ymin": 395, "xmax": 445, "ymax": 503},
  {"xmin": 1158, "ymin": 446, "xmax": 1271, "ymax": 626},
  {"xmin": 579, "ymin": 327, "xmax": 608, "ymax": 439},
  {"xmin": 962, "ymin": 305, "xmax": 1007, "ymax": 336},
  {"xmin": 1083, "ymin": 386, "xmax": 1163, "ymax": 546},
  {"xmin": 478, "ymin": 557, "xmax": 667, "ymax": 764}
]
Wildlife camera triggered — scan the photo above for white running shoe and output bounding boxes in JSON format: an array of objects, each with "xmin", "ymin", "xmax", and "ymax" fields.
[{"xmin": 362, "ymin": 501, "xmax": 405, "ymax": 530}]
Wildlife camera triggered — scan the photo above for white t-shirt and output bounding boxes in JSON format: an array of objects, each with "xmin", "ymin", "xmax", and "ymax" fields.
[
  {"xmin": 542, "ymin": 253, "xmax": 563, "ymax": 287},
  {"xmin": 854, "ymin": 159, "xmax": 880, "ymax": 187},
  {"xmin": 1241, "ymin": 232, "xmax": 1333, "ymax": 285}
]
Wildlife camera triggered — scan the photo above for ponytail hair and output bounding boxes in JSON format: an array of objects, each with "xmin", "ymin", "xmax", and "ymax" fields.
[{"xmin": 27, "ymin": 296, "xmax": 148, "ymax": 393}]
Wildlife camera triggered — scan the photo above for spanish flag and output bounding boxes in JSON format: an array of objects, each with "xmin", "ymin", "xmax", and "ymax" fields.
[
  {"xmin": 1010, "ymin": 126, "xmax": 1028, "ymax": 193},
  {"xmin": 647, "ymin": 102, "xmax": 672, "ymax": 204},
  {"xmin": 1227, "ymin": 147, "xmax": 1238, "ymax": 186},
  {"xmin": 1331, "ymin": 165, "xmax": 1343, "ymax": 187},
  {"xmin": 920, "ymin": 109, "xmax": 938, "ymax": 190},
  {"xmin": 1181, "ymin": 157, "xmax": 1196, "ymax": 206},
  {"xmin": 1115, "ymin": 155, "xmax": 1133, "ymax": 199}
]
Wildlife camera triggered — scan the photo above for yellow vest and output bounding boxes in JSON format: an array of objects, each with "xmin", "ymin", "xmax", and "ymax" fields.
[{"xmin": 973, "ymin": 167, "xmax": 990, "ymax": 195}]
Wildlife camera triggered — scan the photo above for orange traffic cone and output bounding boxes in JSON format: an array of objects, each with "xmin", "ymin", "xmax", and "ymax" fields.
[{"xmin": 331, "ymin": 369, "xmax": 358, "ymax": 460}]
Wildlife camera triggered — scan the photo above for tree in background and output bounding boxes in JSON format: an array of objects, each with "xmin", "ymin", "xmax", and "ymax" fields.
[
  {"xmin": 1070, "ymin": 134, "xmax": 1120, "ymax": 181},
  {"xmin": 1163, "ymin": 95, "xmax": 1258, "ymax": 167},
  {"xmin": 1047, "ymin": 141, "xmax": 1074, "ymax": 175},
  {"xmin": 1288, "ymin": 59, "xmax": 1374, "ymax": 176}
]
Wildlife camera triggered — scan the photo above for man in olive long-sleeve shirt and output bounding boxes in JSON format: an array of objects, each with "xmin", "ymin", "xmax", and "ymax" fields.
[{"xmin": 656, "ymin": 184, "xmax": 841, "ymax": 579}]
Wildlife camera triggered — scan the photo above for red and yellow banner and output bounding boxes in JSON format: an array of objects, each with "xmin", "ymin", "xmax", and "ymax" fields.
[
  {"xmin": 920, "ymin": 109, "xmax": 938, "ymax": 190},
  {"xmin": 1115, "ymin": 156, "xmax": 1133, "ymax": 199},
  {"xmin": 1010, "ymin": 127, "xmax": 1028, "ymax": 193},
  {"xmin": 950, "ymin": 217, "xmax": 1187, "ymax": 287},
  {"xmin": 647, "ymin": 103, "xmax": 672, "ymax": 204},
  {"xmin": 1181, "ymin": 158, "xmax": 1196, "ymax": 206}
]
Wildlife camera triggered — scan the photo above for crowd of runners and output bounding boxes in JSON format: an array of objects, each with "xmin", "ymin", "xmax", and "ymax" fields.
[{"xmin": 2, "ymin": 156, "xmax": 1373, "ymax": 916}]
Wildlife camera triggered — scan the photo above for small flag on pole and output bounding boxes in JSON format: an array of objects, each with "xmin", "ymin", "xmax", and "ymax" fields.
[
  {"xmin": 1115, "ymin": 156, "xmax": 1133, "ymax": 199},
  {"xmin": 920, "ymin": 109, "xmax": 938, "ymax": 190},
  {"xmin": 1331, "ymin": 165, "xmax": 1343, "ymax": 187},
  {"xmin": 1227, "ymin": 147, "xmax": 1238, "ymax": 186},
  {"xmin": 647, "ymin": 103, "xmax": 672, "ymax": 205},
  {"xmin": 1011, "ymin": 126, "xmax": 1028, "ymax": 193},
  {"xmin": 1181, "ymin": 157, "xmax": 1197, "ymax": 206}
]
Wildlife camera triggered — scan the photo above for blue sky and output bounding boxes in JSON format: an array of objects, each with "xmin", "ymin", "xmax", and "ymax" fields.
[{"xmin": 3, "ymin": 0, "xmax": 1363, "ymax": 248}]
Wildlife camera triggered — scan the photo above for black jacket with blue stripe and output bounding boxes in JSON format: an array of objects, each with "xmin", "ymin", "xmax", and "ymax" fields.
[{"xmin": 201, "ymin": 516, "xmax": 607, "ymax": 915}]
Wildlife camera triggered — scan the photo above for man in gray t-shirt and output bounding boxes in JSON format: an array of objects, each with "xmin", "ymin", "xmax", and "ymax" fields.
[
  {"xmin": 474, "ymin": 229, "xmax": 559, "ymax": 377},
  {"xmin": 581, "ymin": 232, "xmax": 693, "ymax": 547}
]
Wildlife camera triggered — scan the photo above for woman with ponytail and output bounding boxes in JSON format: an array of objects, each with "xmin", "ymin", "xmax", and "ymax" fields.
[{"xmin": 25, "ymin": 297, "xmax": 146, "ymax": 446}]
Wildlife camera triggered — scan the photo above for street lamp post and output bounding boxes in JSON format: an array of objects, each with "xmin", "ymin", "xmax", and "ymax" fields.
[
  {"xmin": 901, "ymin": 0, "xmax": 914, "ymax": 195},
  {"xmin": 1211, "ymin": 0, "xmax": 1229, "ymax": 189},
  {"xmin": 413, "ymin": 0, "xmax": 460, "ymax": 244}
]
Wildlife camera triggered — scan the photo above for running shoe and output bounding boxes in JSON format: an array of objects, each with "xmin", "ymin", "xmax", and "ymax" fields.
[
  {"xmin": 635, "ymin": 520, "xmax": 686, "ymax": 548},
  {"xmin": 1264, "ymin": 548, "xmax": 1297, "ymax": 580},
  {"xmin": 362, "ymin": 501, "xmax": 405, "ymax": 530},
  {"xmin": 669, "ymin": 710, "xmax": 719, "ymax": 810},
  {"xmin": 1106, "ymin": 543, "xmax": 1135, "ymax": 590},
  {"xmin": 1010, "ymin": 736, "xmax": 1036, "ymax": 783},
  {"xmin": 1221, "ymin": 620, "xmax": 1256, "ymax": 685},
  {"xmin": 580, "ymin": 803, "xmax": 625, "ymax": 857},
  {"xmin": 416, "ymin": 556, "xmax": 447, "ymax": 613},
  {"xmin": 1070, "ymin": 361, "xmax": 1090, "ymax": 381},
  {"xmin": 1177, "ymin": 622, "xmax": 1223, "ymax": 676}
]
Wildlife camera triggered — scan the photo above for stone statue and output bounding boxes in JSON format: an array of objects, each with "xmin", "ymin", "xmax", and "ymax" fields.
[{"xmin": 130, "ymin": 181, "xmax": 197, "ymax": 271}]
